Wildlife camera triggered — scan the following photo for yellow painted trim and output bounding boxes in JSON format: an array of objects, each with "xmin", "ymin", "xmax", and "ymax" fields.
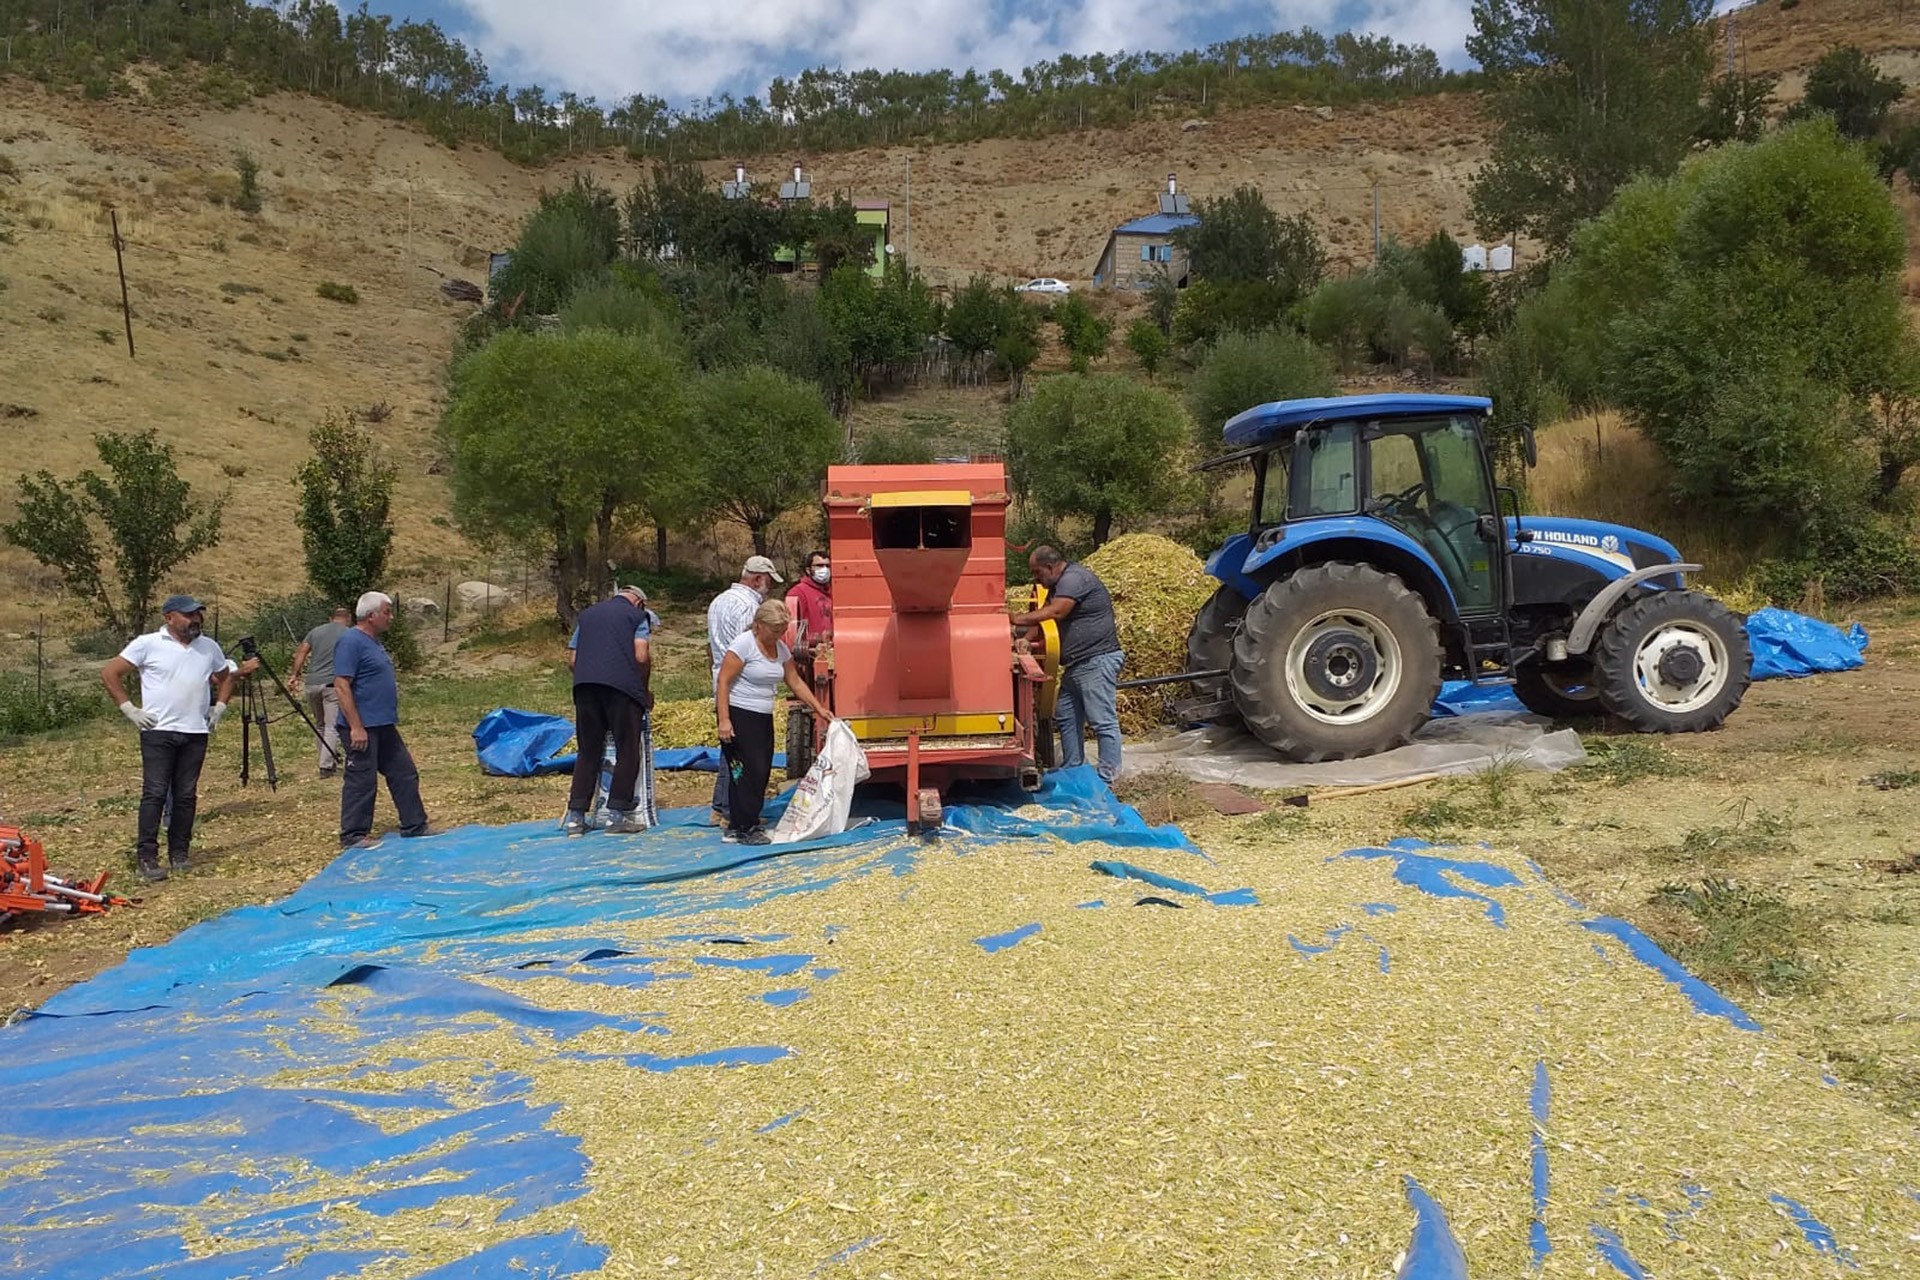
[
  {"xmin": 867, "ymin": 490, "xmax": 973, "ymax": 508},
  {"xmin": 844, "ymin": 712, "xmax": 1013, "ymax": 738}
]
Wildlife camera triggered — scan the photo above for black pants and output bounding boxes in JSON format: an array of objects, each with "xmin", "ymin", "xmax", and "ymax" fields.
[
  {"xmin": 720, "ymin": 707, "xmax": 775, "ymax": 834},
  {"xmin": 138, "ymin": 730, "xmax": 209, "ymax": 866},
  {"xmin": 339, "ymin": 723, "xmax": 429, "ymax": 844},
  {"xmin": 569, "ymin": 684, "xmax": 644, "ymax": 813}
]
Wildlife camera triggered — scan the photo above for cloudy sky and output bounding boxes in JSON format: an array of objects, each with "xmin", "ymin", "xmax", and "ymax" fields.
[
  {"xmin": 365, "ymin": 0, "xmax": 1749, "ymax": 106},
  {"xmin": 366, "ymin": 0, "xmax": 1482, "ymax": 104}
]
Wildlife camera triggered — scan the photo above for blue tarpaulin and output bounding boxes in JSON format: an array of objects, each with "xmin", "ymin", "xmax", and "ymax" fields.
[
  {"xmin": 1745, "ymin": 607, "xmax": 1868, "ymax": 681},
  {"xmin": 472, "ymin": 708, "xmax": 781, "ymax": 776},
  {"xmin": 0, "ymin": 768, "xmax": 1192, "ymax": 1278}
]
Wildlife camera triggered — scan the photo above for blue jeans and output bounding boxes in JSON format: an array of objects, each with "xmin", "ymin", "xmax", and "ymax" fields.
[{"xmin": 1056, "ymin": 650, "xmax": 1124, "ymax": 782}]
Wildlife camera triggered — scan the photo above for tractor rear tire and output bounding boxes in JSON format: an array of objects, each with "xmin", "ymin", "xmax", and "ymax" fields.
[
  {"xmin": 1230, "ymin": 562, "xmax": 1443, "ymax": 762},
  {"xmin": 1592, "ymin": 590, "xmax": 1750, "ymax": 734},
  {"xmin": 1512, "ymin": 659, "xmax": 1603, "ymax": 721},
  {"xmin": 1184, "ymin": 585, "xmax": 1249, "ymax": 720}
]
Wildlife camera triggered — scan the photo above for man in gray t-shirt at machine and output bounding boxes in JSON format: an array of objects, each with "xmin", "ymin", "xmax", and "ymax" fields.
[{"xmin": 1009, "ymin": 545, "xmax": 1125, "ymax": 783}]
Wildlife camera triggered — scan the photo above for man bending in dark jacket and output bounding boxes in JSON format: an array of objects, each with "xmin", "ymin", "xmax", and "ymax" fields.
[{"xmin": 564, "ymin": 582, "xmax": 658, "ymax": 835}]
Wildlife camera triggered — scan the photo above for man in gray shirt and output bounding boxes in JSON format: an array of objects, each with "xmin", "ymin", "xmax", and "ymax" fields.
[
  {"xmin": 290, "ymin": 605, "xmax": 352, "ymax": 776},
  {"xmin": 1010, "ymin": 545, "xmax": 1125, "ymax": 782}
]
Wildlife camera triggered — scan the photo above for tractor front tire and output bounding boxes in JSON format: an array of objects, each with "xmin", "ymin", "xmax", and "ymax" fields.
[
  {"xmin": 1230, "ymin": 563, "xmax": 1443, "ymax": 762},
  {"xmin": 1512, "ymin": 659, "xmax": 1603, "ymax": 721},
  {"xmin": 1184, "ymin": 585, "xmax": 1249, "ymax": 721},
  {"xmin": 1592, "ymin": 590, "xmax": 1750, "ymax": 734}
]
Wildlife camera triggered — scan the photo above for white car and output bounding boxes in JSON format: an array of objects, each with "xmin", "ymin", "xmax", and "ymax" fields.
[{"xmin": 1015, "ymin": 277, "xmax": 1071, "ymax": 294}]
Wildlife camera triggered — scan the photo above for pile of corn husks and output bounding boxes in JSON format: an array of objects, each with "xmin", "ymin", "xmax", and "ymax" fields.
[
  {"xmin": 650, "ymin": 697, "xmax": 787, "ymax": 752},
  {"xmin": 1081, "ymin": 533, "xmax": 1217, "ymax": 734},
  {"xmin": 262, "ymin": 822, "xmax": 1917, "ymax": 1278}
]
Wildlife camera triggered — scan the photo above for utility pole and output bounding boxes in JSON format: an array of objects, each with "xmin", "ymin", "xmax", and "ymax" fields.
[
  {"xmin": 1371, "ymin": 181, "xmax": 1381, "ymax": 262},
  {"xmin": 903, "ymin": 155, "xmax": 911, "ymax": 272},
  {"xmin": 109, "ymin": 208, "xmax": 134, "ymax": 357},
  {"xmin": 1726, "ymin": 13, "xmax": 1736, "ymax": 76}
]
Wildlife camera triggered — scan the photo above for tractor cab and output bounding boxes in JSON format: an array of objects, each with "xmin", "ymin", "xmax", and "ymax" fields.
[{"xmin": 1246, "ymin": 400, "xmax": 1511, "ymax": 618}]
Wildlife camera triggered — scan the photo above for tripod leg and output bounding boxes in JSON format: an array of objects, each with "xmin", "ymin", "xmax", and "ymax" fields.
[
  {"xmin": 240, "ymin": 709, "xmax": 252, "ymax": 788},
  {"xmin": 258, "ymin": 709, "xmax": 278, "ymax": 792}
]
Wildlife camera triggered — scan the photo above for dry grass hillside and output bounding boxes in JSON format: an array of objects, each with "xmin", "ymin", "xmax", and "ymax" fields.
[{"xmin": 0, "ymin": 0, "xmax": 1915, "ymax": 651}]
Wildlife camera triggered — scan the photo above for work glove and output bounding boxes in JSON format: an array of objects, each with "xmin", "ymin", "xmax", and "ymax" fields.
[
  {"xmin": 119, "ymin": 701, "xmax": 157, "ymax": 731},
  {"xmin": 207, "ymin": 702, "xmax": 229, "ymax": 732}
]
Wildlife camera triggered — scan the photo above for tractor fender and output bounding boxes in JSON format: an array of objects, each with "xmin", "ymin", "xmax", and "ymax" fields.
[
  {"xmin": 1237, "ymin": 521, "xmax": 1462, "ymax": 626},
  {"xmin": 1565, "ymin": 563, "xmax": 1704, "ymax": 655},
  {"xmin": 1204, "ymin": 532, "xmax": 1263, "ymax": 602}
]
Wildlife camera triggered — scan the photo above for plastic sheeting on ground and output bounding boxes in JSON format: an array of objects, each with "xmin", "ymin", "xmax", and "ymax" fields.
[
  {"xmin": 1745, "ymin": 607, "xmax": 1868, "ymax": 680},
  {"xmin": 472, "ymin": 708, "xmax": 781, "ymax": 776},
  {"xmin": 1122, "ymin": 716, "xmax": 1587, "ymax": 789},
  {"xmin": 4, "ymin": 783, "xmax": 1910, "ymax": 1275},
  {"xmin": 0, "ymin": 768, "xmax": 1190, "ymax": 1278}
]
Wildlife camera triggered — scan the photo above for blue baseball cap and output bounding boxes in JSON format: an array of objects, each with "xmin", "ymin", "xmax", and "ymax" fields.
[{"xmin": 161, "ymin": 594, "xmax": 205, "ymax": 615}]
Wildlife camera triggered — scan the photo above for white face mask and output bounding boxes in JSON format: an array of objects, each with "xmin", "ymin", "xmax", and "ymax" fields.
[{"xmin": 811, "ymin": 566, "xmax": 831, "ymax": 585}]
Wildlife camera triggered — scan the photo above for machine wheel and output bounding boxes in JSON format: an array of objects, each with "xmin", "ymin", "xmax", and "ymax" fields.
[
  {"xmin": 1184, "ymin": 586, "xmax": 1249, "ymax": 716},
  {"xmin": 1591, "ymin": 590, "xmax": 1750, "ymax": 733},
  {"xmin": 784, "ymin": 707, "xmax": 817, "ymax": 780},
  {"xmin": 1230, "ymin": 563, "xmax": 1443, "ymax": 762},
  {"xmin": 1512, "ymin": 659, "xmax": 1603, "ymax": 720}
]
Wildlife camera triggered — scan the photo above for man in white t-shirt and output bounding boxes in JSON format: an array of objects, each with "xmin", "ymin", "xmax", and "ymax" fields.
[
  {"xmin": 704, "ymin": 555, "xmax": 781, "ymax": 824},
  {"xmin": 100, "ymin": 594, "xmax": 238, "ymax": 882}
]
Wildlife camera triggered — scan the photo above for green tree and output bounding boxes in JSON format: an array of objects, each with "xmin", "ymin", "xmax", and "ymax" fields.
[
  {"xmin": 490, "ymin": 204, "xmax": 613, "ymax": 316},
  {"xmin": 993, "ymin": 300, "xmax": 1043, "ymax": 399},
  {"xmin": 441, "ymin": 329, "xmax": 692, "ymax": 621},
  {"xmin": 1468, "ymin": 0, "xmax": 1713, "ymax": 251},
  {"xmin": 1170, "ymin": 278, "xmax": 1296, "ymax": 349},
  {"xmin": 1005, "ymin": 375, "xmax": 1193, "ymax": 546},
  {"xmin": 1125, "ymin": 317, "xmax": 1171, "ymax": 380},
  {"xmin": 945, "ymin": 276, "xmax": 1005, "ymax": 375},
  {"xmin": 1301, "ymin": 276, "xmax": 1382, "ymax": 372},
  {"xmin": 1052, "ymin": 295, "xmax": 1112, "ymax": 373},
  {"xmin": 1173, "ymin": 185, "xmax": 1324, "ymax": 302},
  {"xmin": 1186, "ymin": 328, "xmax": 1336, "ymax": 456},
  {"xmin": 293, "ymin": 411, "xmax": 395, "ymax": 609},
  {"xmin": 763, "ymin": 286, "xmax": 855, "ymax": 416},
  {"xmin": 694, "ymin": 367, "xmax": 842, "ymax": 553},
  {"xmin": 1697, "ymin": 72, "xmax": 1777, "ymax": 145},
  {"xmin": 1789, "ymin": 46, "xmax": 1904, "ymax": 141},
  {"xmin": 1551, "ymin": 119, "xmax": 1918, "ymax": 545},
  {"xmin": 2, "ymin": 430, "xmax": 224, "ymax": 636}
]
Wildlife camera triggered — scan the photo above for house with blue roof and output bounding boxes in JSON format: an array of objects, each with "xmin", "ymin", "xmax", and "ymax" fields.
[{"xmin": 1092, "ymin": 176, "xmax": 1198, "ymax": 291}]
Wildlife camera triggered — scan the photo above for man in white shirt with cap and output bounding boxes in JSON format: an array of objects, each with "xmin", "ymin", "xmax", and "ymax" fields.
[
  {"xmin": 100, "ymin": 593, "xmax": 238, "ymax": 881},
  {"xmin": 705, "ymin": 555, "xmax": 781, "ymax": 824}
]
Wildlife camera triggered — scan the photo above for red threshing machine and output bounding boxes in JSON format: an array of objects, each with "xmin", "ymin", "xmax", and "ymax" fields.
[{"xmin": 795, "ymin": 464, "xmax": 1053, "ymax": 832}]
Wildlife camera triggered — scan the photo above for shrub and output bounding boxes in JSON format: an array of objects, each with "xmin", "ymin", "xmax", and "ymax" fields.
[
  {"xmin": 233, "ymin": 150, "xmax": 262, "ymax": 213},
  {"xmin": 317, "ymin": 281, "xmax": 359, "ymax": 304},
  {"xmin": 0, "ymin": 672, "xmax": 110, "ymax": 739},
  {"xmin": 855, "ymin": 425, "xmax": 936, "ymax": 465},
  {"xmin": 1301, "ymin": 276, "xmax": 1381, "ymax": 372},
  {"xmin": 1186, "ymin": 328, "xmax": 1336, "ymax": 457}
]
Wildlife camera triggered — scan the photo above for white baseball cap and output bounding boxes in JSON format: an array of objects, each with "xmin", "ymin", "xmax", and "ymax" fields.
[{"xmin": 743, "ymin": 555, "xmax": 784, "ymax": 583}]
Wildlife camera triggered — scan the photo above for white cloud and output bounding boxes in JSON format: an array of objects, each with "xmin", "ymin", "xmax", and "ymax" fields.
[{"xmin": 446, "ymin": 0, "xmax": 1479, "ymax": 104}]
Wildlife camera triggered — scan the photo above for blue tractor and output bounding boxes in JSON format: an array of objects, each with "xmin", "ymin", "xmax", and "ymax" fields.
[{"xmin": 1179, "ymin": 394, "xmax": 1751, "ymax": 761}]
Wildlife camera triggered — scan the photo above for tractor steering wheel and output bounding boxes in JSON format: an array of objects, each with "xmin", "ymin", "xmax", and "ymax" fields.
[{"xmin": 1371, "ymin": 480, "xmax": 1430, "ymax": 518}]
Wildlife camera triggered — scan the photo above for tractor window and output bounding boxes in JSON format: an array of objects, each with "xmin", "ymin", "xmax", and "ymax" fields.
[
  {"xmin": 1368, "ymin": 432, "xmax": 1423, "ymax": 502},
  {"xmin": 1290, "ymin": 423, "xmax": 1358, "ymax": 518},
  {"xmin": 1419, "ymin": 417, "xmax": 1495, "ymax": 518},
  {"xmin": 1257, "ymin": 446, "xmax": 1290, "ymax": 525}
]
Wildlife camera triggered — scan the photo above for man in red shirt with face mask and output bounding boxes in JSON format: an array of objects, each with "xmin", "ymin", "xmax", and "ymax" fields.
[{"xmin": 785, "ymin": 549, "xmax": 833, "ymax": 657}]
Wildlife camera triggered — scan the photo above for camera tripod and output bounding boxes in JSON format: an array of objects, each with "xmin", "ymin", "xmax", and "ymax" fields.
[{"xmin": 229, "ymin": 636, "xmax": 330, "ymax": 791}]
